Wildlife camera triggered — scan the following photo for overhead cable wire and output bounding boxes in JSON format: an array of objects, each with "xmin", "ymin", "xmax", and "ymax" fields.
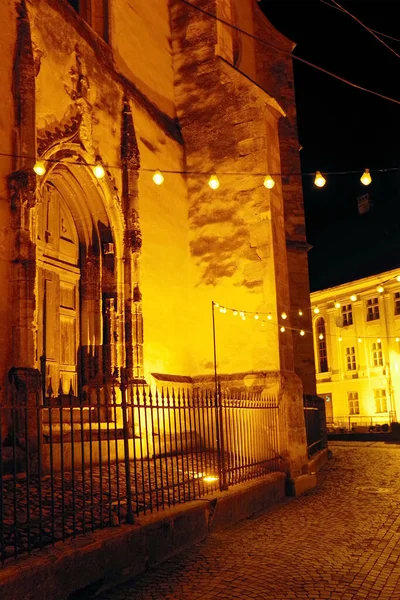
[
  {"xmin": 320, "ymin": 0, "xmax": 400, "ymax": 45},
  {"xmin": 330, "ymin": 0, "xmax": 400, "ymax": 60},
  {"xmin": 179, "ymin": 0, "xmax": 400, "ymax": 107}
]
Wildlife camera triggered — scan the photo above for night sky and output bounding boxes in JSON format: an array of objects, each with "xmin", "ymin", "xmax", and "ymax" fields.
[{"xmin": 259, "ymin": 0, "xmax": 400, "ymax": 291}]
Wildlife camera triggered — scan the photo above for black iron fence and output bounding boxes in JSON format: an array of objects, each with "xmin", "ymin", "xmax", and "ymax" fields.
[
  {"xmin": 0, "ymin": 370, "xmax": 280, "ymax": 565},
  {"xmin": 303, "ymin": 395, "xmax": 327, "ymax": 457}
]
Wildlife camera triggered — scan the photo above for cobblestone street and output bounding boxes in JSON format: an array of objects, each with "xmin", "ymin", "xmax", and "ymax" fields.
[{"xmin": 98, "ymin": 442, "xmax": 400, "ymax": 600}]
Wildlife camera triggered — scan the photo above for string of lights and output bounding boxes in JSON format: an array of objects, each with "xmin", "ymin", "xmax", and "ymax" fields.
[
  {"xmin": 1, "ymin": 150, "xmax": 398, "ymax": 190},
  {"xmin": 213, "ymin": 300, "xmax": 400, "ymax": 343},
  {"xmin": 330, "ymin": 0, "xmax": 400, "ymax": 60},
  {"xmin": 179, "ymin": 0, "xmax": 400, "ymax": 107}
]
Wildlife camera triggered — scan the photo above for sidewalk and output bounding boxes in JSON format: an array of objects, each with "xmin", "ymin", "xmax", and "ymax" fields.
[{"xmin": 98, "ymin": 442, "xmax": 400, "ymax": 600}]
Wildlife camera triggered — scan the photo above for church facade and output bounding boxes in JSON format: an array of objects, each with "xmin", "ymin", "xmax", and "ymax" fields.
[{"xmin": 0, "ymin": 0, "xmax": 315, "ymax": 478}]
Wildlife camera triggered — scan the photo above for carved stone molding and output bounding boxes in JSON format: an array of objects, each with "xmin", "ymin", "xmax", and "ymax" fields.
[{"xmin": 8, "ymin": 169, "xmax": 36, "ymax": 210}]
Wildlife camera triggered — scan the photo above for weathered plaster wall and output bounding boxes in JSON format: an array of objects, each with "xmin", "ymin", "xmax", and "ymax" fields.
[
  {"xmin": 170, "ymin": 0, "xmax": 295, "ymax": 377},
  {"xmin": 0, "ymin": 1, "xmax": 16, "ymax": 401},
  {"xmin": 110, "ymin": 0, "xmax": 176, "ymax": 118}
]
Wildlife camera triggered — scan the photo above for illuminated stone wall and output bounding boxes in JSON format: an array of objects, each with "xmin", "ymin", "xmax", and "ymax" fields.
[{"xmin": 1, "ymin": 0, "xmax": 313, "ymax": 476}]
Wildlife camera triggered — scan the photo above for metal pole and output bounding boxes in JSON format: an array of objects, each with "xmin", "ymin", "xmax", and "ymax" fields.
[
  {"xmin": 121, "ymin": 368, "xmax": 134, "ymax": 524},
  {"xmin": 212, "ymin": 302, "xmax": 226, "ymax": 490}
]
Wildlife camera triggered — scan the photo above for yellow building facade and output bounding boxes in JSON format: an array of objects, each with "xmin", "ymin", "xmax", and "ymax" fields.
[
  {"xmin": 311, "ymin": 268, "xmax": 400, "ymax": 430},
  {"xmin": 0, "ymin": 0, "xmax": 315, "ymax": 477}
]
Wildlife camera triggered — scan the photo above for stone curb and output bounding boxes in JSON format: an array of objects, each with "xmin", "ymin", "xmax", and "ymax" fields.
[{"xmin": 0, "ymin": 473, "xmax": 286, "ymax": 600}]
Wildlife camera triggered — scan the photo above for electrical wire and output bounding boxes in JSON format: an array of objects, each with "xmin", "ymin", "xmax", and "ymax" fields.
[
  {"xmin": 2, "ymin": 151, "xmax": 399, "ymax": 179},
  {"xmin": 319, "ymin": 0, "xmax": 400, "ymax": 45},
  {"xmin": 179, "ymin": 0, "xmax": 400, "ymax": 107},
  {"xmin": 330, "ymin": 0, "xmax": 400, "ymax": 60}
]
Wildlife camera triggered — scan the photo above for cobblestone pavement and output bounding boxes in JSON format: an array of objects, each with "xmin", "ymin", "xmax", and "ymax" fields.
[{"xmin": 98, "ymin": 442, "xmax": 400, "ymax": 600}]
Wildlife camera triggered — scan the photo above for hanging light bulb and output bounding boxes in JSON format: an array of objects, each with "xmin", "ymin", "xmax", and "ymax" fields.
[
  {"xmin": 280, "ymin": 326, "xmax": 285, "ymax": 333},
  {"xmin": 241, "ymin": 315, "xmax": 246, "ymax": 321},
  {"xmin": 397, "ymin": 276, "xmax": 400, "ymax": 283},
  {"xmin": 360, "ymin": 168, "xmax": 372, "ymax": 186},
  {"xmin": 300, "ymin": 330, "xmax": 305, "ymax": 336},
  {"xmin": 239, "ymin": 311, "xmax": 245, "ymax": 318},
  {"xmin": 377, "ymin": 285, "xmax": 384, "ymax": 293},
  {"xmin": 233, "ymin": 310, "xmax": 238, "ymax": 316},
  {"xmin": 254, "ymin": 313, "xmax": 259, "ymax": 320},
  {"xmin": 350, "ymin": 295, "xmax": 357, "ymax": 302},
  {"xmin": 214, "ymin": 302, "xmax": 219, "ymax": 308},
  {"xmin": 314, "ymin": 171, "xmax": 326, "ymax": 188},
  {"xmin": 281, "ymin": 312, "xmax": 287, "ymax": 320},
  {"xmin": 298, "ymin": 309, "xmax": 303, "ymax": 316},
  {"xmin": 33, "ymin": 160, "xmax": 46, "ymax": 176},
  {"xmin": 263, "ymin": 175, "xmax": 275, "ymax": 189},
  {"xmin": 93, "ymin": 162, "xmax": 105, "ymax": 179},
  {"xmin": 377, "ymin": 338, "xmax": 381, "ymax": 344},
  {"xmin": 267, "ymin": 312, "xmax": 272, "ymax": 321},
  {"xmin": 338, "ymin": 336, "xmax": 343, "ymax": 342},
  {"xmin": 319, "ymin": 333, "xmax": 324, "ymax": 340},
  {"xmin": 358, "ymin": 337, "xmax": 362, "ymax": 343},
  {"xmin": 334, "ymin": 301, "xmax": 341, "ymax": 309},
  {"xmin": 152, "ymin": 170, "xmax": 164, "ymax": 185},
  {"xmin": 208, "ymin": 174, "xmax": 220, "ymax": 190},
  {"xmin": 314, "ymin": 307, "xmax": 320, "ymax": 314},
  {"xmin": 396, "ymin": 338, "xmax": 400, "ymax": 343}
]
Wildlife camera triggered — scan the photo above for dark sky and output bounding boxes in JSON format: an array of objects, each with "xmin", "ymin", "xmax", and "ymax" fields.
[{"xmin": 259, "ymin": 0, "xmax": 400, "ymax": 291}]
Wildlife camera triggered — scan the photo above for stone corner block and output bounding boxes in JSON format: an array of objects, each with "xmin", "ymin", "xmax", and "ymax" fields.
[{"xmin": 285, "ymin": 472, "xmax": 317, "ymax": 497}]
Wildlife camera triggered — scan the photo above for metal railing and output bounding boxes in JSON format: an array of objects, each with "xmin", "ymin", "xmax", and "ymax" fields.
[
  {"xmin": 303, "ymin": 395, "xmax": 327, "ymax": 457},
  {"xmin": 0, "ymin": 370, "xmax": 280, "ymax": 564}
]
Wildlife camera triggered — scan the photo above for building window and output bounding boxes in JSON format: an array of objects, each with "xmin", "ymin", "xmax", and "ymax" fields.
[
  {"xmin": 66, "ymin": 0, "xmax": 109, "ymax": 42},
  {"xmin": 371, "ymin": 342, "xmax": 383, "ymax": 367},
  {"xmin": 394, "ymin": 292, "xmax": 400, "ymax": 316},
  {"xmin": 345, "ymin": 346, "xmax": 356, "ymax": 371},
  {"xmin": 316, "ymin": 317, "xmax": 328, "ymax": 373},
  {"xmin": 348, "ymin": 392, "xmax": 359, "ymax": 415},
  {"xmin": 366, "ymin": 297, "xmax": 380, "ymax": 321},
  {"xmin": 342, "ymin": 304, "xmax": 353, "ymax": 326},
  {"xmin": 374, "ymin": 389, "xmax": 387, "ymax": 413}
]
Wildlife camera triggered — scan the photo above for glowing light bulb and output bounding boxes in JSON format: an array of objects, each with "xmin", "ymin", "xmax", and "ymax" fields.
[
  {"xmin": 298, "ymin": 309, "xmax": 303, "ymax": 316},
  {"xmin": 208, "ymin": 174, "xmax": 220, "ymax": 190},
  {"xmin": 314, "ymin": 171, "xmax": 326, "ymax": 188},
  {"xmin": 377, "ymin": 338, "xmax": 381, "ymax": 344},
  {"xmin": 319, "ymin": 333, "xmax": 324, "ymax": 340},
  {"xmin": 377, "ymin": 285, "xmax": 384, "ymax": 293},
  {"xmin": 300, "ymin": 330, "xmax": 305, "ymax": 336},
  {"xmin": 267, "ymin": 313, "xmax": 272, "ymax": 321},
  {"xmin": 214, "ymin": 303, "xmax": 219, "ymax": 308},
  {"xmin": 281, "ymin": 312, "xmax": 287, "ymax": 320},
  {"xmin": 280, "ymin": 326, "xmax": 285, "ymax": 333},
  {"xmin": 314, "ymin": 307, "xmax": 320, "ymax": 314},
  {"xmin": 233, "ymin": 310, "xmax": 238, "ymax": 316},
  {"xmin": 241, "ymin": 315, "xmax": 246, "ymax": 321},
  {"xmin": 338, "ymin": 336, "xmax": 343, "ymax": 342},
  {"xmin": 219, "ymin": 306, "xmax": 227, "ymax": 314},
  {"xmin": 396, "ymin": 337, "xmax": 400, "ymax": 343},
  {"xmin": 93, "ymin": 163, "xmax": 105, "ymax": 179},
  {"xmin": 350, "ymin": 295, "xmax": 357, "ymax": 302},
  {"xmin": 397, "ymin": 276, "xmax": 400, "ymax": 283},
  {"xmin": 239, "ymin": 311, "xmax": 244, "ymax": 318},
  {"xmin": 358, "ymin": 337, "xmax": 362, "ymax": 343},
  {"xmin": 263, "ymin": 175, "xmax": 275, "ymax": 189},
  {"xmin": 33, "ymin": 160, "xmax": 46, "ymax": 176},
  {"xmin": 254, "ymin": 313, "xmax": 259, "ymax": 320},
  {"xmin": 360, "ymin": 168, "xmax": 372, "ymax": 186},
  {"xmin": 152, "ymin": 170, "xmax": 164, "ymax": 185},
  {"xmin": 334, "ymin": 301, "xmax": 341, "ymax": 309}
]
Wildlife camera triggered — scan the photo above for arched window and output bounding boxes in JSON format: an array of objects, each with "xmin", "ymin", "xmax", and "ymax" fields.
[
  {"xmin": 67, "ymin": 0, "xmax": 109, "ymax": 42},
  {"xmin": 316, "ymin": 317, "xmax": 328, "ymax": 373}
]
